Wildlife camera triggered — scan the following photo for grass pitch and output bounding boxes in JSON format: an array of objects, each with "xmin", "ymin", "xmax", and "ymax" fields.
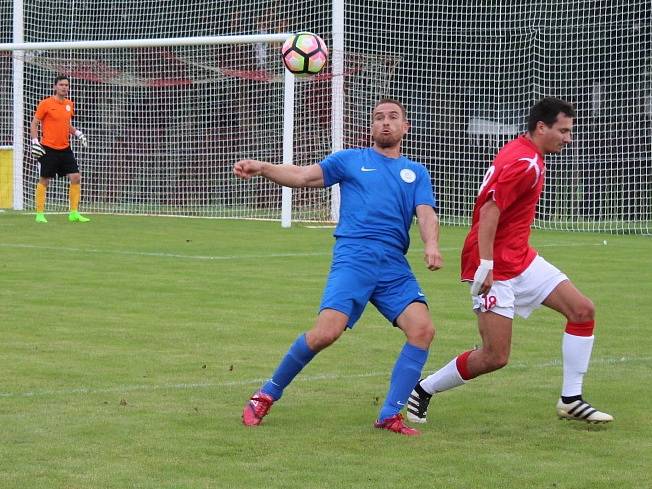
[{"xmin": 1, "ymin": 212, "xmax": 651, "ymax": 489}]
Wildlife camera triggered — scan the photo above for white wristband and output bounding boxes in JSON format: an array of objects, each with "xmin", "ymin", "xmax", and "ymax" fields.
[
  {"xmin": 32, "ymin": 138, "xmax": 40, "ymax": 144},
  {"xmin": 479, "ymin": 259, "xmax": 494, "ymax": 269},
  {"xmin": 471, "ymin": 259, "xmax": 494, "ymax": 296},
  {"xmin": 74, "ymin": 130, "xmax": 82, "ymax": 137}
]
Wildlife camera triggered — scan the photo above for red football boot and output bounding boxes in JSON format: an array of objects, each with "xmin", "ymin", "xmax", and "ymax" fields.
[
  {"xmin": 374, "ymin": 413, "xmax": 421, "ymax": 436},
  {"xmin": 242, "ymin": 391, "xmax": 274, "ymax": 426}
]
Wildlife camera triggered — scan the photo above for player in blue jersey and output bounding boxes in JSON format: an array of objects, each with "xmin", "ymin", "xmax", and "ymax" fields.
[{"xmin": 233, "ymin": 99, "xmax": 443, "ymax": 436}]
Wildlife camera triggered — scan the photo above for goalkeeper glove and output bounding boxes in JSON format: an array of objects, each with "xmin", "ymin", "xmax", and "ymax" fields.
[
  {"xmin": 470, "ymin": 259, "xmax": 493, "ymax": 296},
  {"xmin": 74, "ymin": 130, "xmax": 88, "ymax": 147},
  {"xmin": 31, "ymin": 138, "xmax": 45, "ymax": 158}
]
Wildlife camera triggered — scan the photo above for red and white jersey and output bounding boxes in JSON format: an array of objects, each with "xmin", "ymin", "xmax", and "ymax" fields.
[{"xmin": 461, "ymin": 134, "xmax": 545, "ymax": 281}]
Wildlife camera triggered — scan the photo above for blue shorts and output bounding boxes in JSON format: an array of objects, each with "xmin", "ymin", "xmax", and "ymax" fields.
[{"xmin": 319, "ymin": 238, "xmax": 427, "ymax": 328}]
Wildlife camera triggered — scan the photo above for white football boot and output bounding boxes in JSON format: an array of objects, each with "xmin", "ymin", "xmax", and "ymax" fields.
[
  {"xmin": 556, "ymin": 398, "xmax": 613, "ymax": 423},
  {"xmin": 406, "ymin": 381, "xmax": 432, "ymax": 424}
]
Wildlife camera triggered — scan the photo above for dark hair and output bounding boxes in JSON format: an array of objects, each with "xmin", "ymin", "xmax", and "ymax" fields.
[
  {"xmin": 53, "ymin": 74, "xmax": 70, "ymax": 85},
  {"xmin": 527, "ymin": 97, "xmax": 576, "ymax": 132},
  {"xmin": 373, "ymin": 98, "xmax": 408, "ymax": 119}
]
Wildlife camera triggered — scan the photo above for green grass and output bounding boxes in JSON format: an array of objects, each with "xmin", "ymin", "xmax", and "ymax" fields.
[{"xmin": 1, "ymin": 212, "xmax": 651, "ymax": 489}]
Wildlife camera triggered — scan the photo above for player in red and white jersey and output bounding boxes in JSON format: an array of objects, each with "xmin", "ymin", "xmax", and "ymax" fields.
[
  {"xmin": 407, "ymin": 98, "xmax": 613, "ymax": 424},
  {"xmin": 460, "ymin": 133, "xmax": 545, "ymax": 282}
]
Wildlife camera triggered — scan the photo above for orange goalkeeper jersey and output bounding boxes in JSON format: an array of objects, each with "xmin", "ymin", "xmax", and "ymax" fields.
[{"xmin": 34, "ymin": 96, "xmax": 75, "ymax": 149}]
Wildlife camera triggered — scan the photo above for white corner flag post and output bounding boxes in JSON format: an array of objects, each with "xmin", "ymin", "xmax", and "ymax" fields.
[
  {"xmin": 281, "ymin": 68, "xmax": 295, "ymax": 228},
  {"xmin": 330, "ymin": 0, "xmax": 345, "ymax": 223}
]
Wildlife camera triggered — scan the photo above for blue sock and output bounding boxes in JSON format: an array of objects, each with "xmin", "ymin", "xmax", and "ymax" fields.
[
  {"xmin": 261, "ymin": 334, "xmax": 316, "ymax": 401},
  {"xmin": 378, "ymin": 342, "xmax": 429, "ymax": 421}
]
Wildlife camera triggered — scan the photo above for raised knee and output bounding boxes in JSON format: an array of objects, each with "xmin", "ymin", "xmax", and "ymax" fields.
[
  {"xmin": 487, "ymin": 352, "xmax": 509, "ymax": 371},
  {"xmin": 426, "ymin": 325, "xmax": 436, "ymax": 344},
  {"xmin": 407, "ymin": 322, "xmax": 435, "ymax": 348},
  {"xmin": 568, "ymin": 298, "xmax": 595, "ymax": 323},
  {"xmin": 306, "ymin": 329, "xmax": 342, "ymax": 351}
]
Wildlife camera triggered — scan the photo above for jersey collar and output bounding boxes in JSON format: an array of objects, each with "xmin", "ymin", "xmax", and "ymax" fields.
[{"xmin": 518, "ymin": 133, "xmax": 544, "ymax": 161}]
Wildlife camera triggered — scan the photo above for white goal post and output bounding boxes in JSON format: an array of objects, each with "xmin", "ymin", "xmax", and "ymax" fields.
[{"xmin": 2, "ymin": 33, "xmax": 325, "ymax": 227}]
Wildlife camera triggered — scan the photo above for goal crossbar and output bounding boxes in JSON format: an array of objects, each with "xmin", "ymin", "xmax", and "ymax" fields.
[{"xmin": 0, "ymin": 34, "xmax": 291, "ymax": 52}]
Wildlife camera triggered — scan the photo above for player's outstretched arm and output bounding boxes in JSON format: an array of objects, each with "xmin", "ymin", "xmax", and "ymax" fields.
[
  {"xmin": 233, "ymin": 159, "xmax": 324, "ymax": 188},
  {"xmin": 416, "ymin": 205, "xmax": 443, "ymax": 271}
]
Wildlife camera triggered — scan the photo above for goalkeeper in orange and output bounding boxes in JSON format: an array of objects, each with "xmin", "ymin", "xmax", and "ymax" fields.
[{"xmin": 30, "ymin": 74, "xmax": 90, "ymax": 223}]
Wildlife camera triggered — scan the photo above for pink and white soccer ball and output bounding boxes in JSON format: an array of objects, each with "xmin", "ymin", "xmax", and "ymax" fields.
[{"xmin": 281, "ymin": 32, "xmax": 328, "ymax": 77}]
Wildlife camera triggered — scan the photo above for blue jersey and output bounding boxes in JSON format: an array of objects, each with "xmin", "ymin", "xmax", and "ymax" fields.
[{"xmin": 319, "ymin": 147, "xmax": 436, "ymax": 254}]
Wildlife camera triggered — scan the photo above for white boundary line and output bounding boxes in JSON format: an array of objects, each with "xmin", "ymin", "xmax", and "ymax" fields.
[
  {"xmin": 0, "ymin": 243, "xmax": 330, "ymax": 260},
  {"xmin": 0, "ymin": 355, "xmax": 645, "ymax": 399},
  {"xmin": 0, "ymin": 241, "xmax": 608, "ymax": 262}
]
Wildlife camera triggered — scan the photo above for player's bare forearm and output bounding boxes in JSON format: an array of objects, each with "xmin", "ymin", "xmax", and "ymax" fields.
[
  {"xmin": 30, "ymin": 117, "xmax": 40, "ymax": 140},
  {"xmin": 477, "ymin": 200, "xmax": 500, "ymax": 260},
  {"xmin": 233, "ymin": 159, "xmax": 324, "ymax": 188},
  {"xmin": 472, "ymin": 200, "xmax": 500, "ymax": 294},
  {"xmin": 416, "ymin": 205, "xmax": 443, "ymax": 271},
  {"xmin": 260, "ymin": 162, "xmax": 325, "ymax": 188}
]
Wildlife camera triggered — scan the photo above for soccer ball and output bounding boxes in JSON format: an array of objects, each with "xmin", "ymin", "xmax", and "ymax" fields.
[{"xmin": 281, "ymin": 32, "xmax": 328, "ymax": 77}]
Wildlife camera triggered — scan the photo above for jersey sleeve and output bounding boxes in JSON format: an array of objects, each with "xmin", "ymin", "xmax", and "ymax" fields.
[
  {"xmin": 414, "ymin": 165, "xmax": 437, "ymax": 209},
  {"xmin": 318, "ymin": 150, "xmax": 349, "ymax": 187},
  {"xmin": 34, "ymin": 100, "xmax": 47, "ymax": 121},
  {"xmin": 491, "ymin": 160, "xmax": 540, "ymax": 211}
]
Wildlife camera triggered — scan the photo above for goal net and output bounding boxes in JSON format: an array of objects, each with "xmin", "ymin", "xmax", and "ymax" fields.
[
  {"xmin": 344, "ymin": 1, "xmax": 651, "ymax": 234},
  {"xmin": 13, "ymin": 44, "xmax": 392, "ymax": 222},
  {"xmin": 2, "ymin": 0, "xmax": 650, "ymax": 234}
]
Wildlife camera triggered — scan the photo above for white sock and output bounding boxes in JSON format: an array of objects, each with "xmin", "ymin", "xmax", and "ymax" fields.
[
  {"xmin": 420, "ymin": 356, "xmax": 466, "ymax": 395},
  {"xmin": 561, "ymin": 333, "xmax": 594, "ymax": 397}
]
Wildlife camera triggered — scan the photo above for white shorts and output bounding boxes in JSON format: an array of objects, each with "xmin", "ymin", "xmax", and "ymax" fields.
[{"xmin": 470, "ymin": 255, "xmax": 568, "ymax": 319}]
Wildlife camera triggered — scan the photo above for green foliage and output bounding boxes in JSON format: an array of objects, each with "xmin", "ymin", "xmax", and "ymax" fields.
[{"xmin": 0, "ymin": 213, "xmax": 650, "ymax": 488}]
